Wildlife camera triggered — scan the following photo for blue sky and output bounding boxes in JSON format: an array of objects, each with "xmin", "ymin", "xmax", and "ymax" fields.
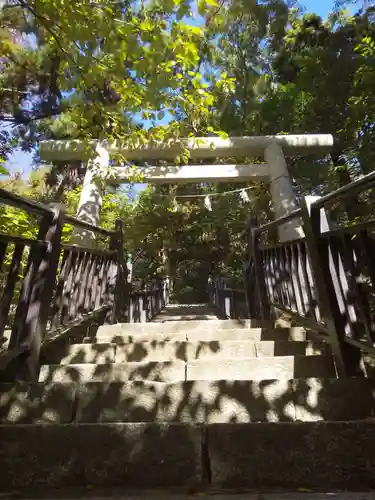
[
  {"xmin": 304, "ymin": 0, "xmax": 356, "ymax": 18},
  {"xmin": 4, "ymin": 0, "xmax": 358, "ymax": 177}
]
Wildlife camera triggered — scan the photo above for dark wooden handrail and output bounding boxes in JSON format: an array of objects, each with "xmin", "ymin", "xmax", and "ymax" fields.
[
  {"xmin": 0, "ymin": 187, "xmax": 113, "ymax": 236},
  {"xmin": 63, "ymin": 214, "xmax": 113, "ymax": 236},
  {"xmin": 0, "ymin": 187, "xmax": 52, "ymax": 216},
  {"xmin": 0, "ymin": 187, "xmax": 167, "ymax": 381},
  {"xmin": 248, "ymin": 171, "xmax": 375, "ymax": 377},
  {"xmin": 312, "ymin": 170, "xmax": 375, "ymax": 208},
  {"xmin": 254, "ymin": 208, "xmax": 302, "ymax": 234}
]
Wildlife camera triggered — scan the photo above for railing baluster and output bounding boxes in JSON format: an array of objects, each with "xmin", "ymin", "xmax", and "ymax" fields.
[
  {"xmin": 279, "ymin": 246, "xmax": 291, "ymax": 309},
  {"xmin": 108, "ymin": 220, "xmax": 124, "ymax": 324},
  {"xmin": 287, "ymin": 245, "xmax": 297, "ymax": 312},
  {"xmin": 301, "ymin": 200, "xmax": 363, "ymax": 376},
  {"xmin": 263, "ymin": 250, "xmax": 273, "ymax": 305},
  {"xmin": 340, "ymin": 234, "xmax": 372, "ymax": 346},
  {"xmin": 68, "ymin": 253, "xmax": 80, "ymax": 321},
  {"xmin": 77, "ymin": 252, "xmax": 91, "ymax": 317},
  {"xmin": 328, "ymin": 235, "xmax": 356, "ymax": 338},
  {"xmin": 63, "ymin": 252, "xmax": 78, "ymax": 325},
  {"xmin": 101, "ymin": 256, "xmax": 111, "ymax": 308},
  {"xmin": 94, "ymin": 257, "xmax": 105, "ymax": 311},
  {"xmin": 128, "ymin": 294, "xmax": 134, "ymax": 323},
  {"xmin": 269, "ymin": 248, "xmax": 280, "ymax": 306},
  {"xmin": 290, "ymin": 243, "xmax": 305, "ymax": 316},
  {"xmin": 0, "ymin": 241, "xmax": 8, "ymax": 280},
  {"xmin": 357, "ymin": 230, "xmax": 375, "ymax": 342},
  {"xmin": 50, "ymin": 249, "xmax": 68, "ymax": 330},
  {"xmin": 89, "ymin": 255, "xmax": 101, "ymax": 312},
  {"xmin": 71, "ymin": 251, "xmax": 86, "ymax": 320},
  {"xmin": 0, "ymin": 244, "xmax": 24, "ymax": 339},
  {"xmin": 302, "ymin": 241, "xmax": 321, "ymax": 323},
  {"xmin": 251, "ymin": 229, "xmax": 270, "ymax": 319}
]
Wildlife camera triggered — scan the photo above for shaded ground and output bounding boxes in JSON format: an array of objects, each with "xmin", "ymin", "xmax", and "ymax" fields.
[{"xmin": 7, "ymin": 490, "xmax": 375, "ymax": 500}]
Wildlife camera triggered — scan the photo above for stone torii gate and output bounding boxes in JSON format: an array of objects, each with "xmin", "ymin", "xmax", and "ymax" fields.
[{"xmin": 39, "ymin": 134, "xmax": 333, "ymax": 242}]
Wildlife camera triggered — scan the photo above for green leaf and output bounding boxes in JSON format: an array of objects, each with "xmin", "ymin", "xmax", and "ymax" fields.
[{"xmin": 0, "ymin": 165, "xmax": 9, "ymax": 175}]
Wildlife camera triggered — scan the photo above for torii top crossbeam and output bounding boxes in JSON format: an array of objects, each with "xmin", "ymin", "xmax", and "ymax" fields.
[
  {"xmin": 39, "ymin": 134, "xmax": 333, "ymax": 161},
  {"xmin": 39, "ymin": 134, "xmax": 334, "ymax": 244}
]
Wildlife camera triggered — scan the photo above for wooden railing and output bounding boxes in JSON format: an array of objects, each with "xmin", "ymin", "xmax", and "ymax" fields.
[
  {"xmin": 128, "ymin": 283, "xmax": 169, "ymax": 322},
  {"xmin": 208, "ymin": 277, "xmax": 248, "ymax": 319},
  {"xmin": 249, "ymin": 171, "xmax": 375, "ymax": 376},
  {"xmin": 0, "ymin": 189, "xmax": 166, "ymax": 381}
]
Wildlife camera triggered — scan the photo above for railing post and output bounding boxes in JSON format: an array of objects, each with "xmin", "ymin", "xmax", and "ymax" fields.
[
  {"xmin": 251, "ymin": 228, "xmax": 271, "ymax": 320},
  {"xmin": 244, "ymin": 215, "xmax": 258, "ymax": 319},
  {"xmin": 218, "ymin": 279, "xmax": 224, "ymax": 318},
  {"xmin": 215, "ymin": 280, "xmax": 221, "ymax": 317},
  {"xmin": 164, "ymin": 276, "xmax": 169, "ymax": 306},
  {"xmin": 128, "ymin": 294, "xmax": 134, "ymax": 323},
  {"xmin": 207, "ymin": 276, "xmax": 213, "ymax": 308},
  {"xmin": 108, "ymin": 219, "xmax": 124, "ymax": 324},
  {"xmin": 140, "ymin": 292, "xmax": 146, "ymax": 322},
  {"xmin": 8, "ymin": 207, "xmax": 63, "ymax": 381},
  {"xmin": 300, "ymin": 199, "xmax": 364, "ymax": 376}
]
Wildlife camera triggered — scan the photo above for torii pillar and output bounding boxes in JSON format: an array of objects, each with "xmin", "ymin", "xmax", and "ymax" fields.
[
  {"xmin": 265, "ymin": 142, "xmax": 303, "ymax": 241},
  {"xmin": 73, "ymin": 143, "xmax": 108, "ymax": 245}
]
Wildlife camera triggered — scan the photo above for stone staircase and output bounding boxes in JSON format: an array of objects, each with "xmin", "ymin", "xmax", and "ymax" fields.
[{"xmin": 1, "ymin": 304, "xmax": 375, "ymax": 491}]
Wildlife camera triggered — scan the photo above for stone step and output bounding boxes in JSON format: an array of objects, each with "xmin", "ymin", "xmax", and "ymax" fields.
[
  {"xmin": 185, "ymin": 355, "xmax": 336, "ymax": 380},
  {"xmin": 1, "ymin": 378, "xmax": 374, "ymax": 424},
  {"xmin": 97, "ymin": 319, "xmax": 275, "ymax": 334},
  {"xmin": 0, "ymin": 382, "xmax": 76, "ymax": 424},
  {"xmin": 38, "ymin": 361, "xmax": 187, "ymax": 383},
  {"xmin": 73, "ymin": 377, "xmax": 375, "ymax": 423},
  {"xmin": 38, "ymin": 355, "xmax": 335, "ymax": 383},
  {"xmin": 152, "ymin": 314, "xmax": 219, "ymax": 321},
  {"xmin": 42, "ymin": 343, "xmax": 116, "ymax": 365},
  {"xmin": 207, "ymin": 421, "xmax": 375, "ymax": 490},
  {"xmin": 152, "ymin": 304, "xmax": 218, "ymax": 322},
  {"xmin": 89, "ymin": 327, "xmax": 308, "ymax": 344},
  {"xmin": 155, "ymin": 304, "xmax": 216, "ymax": 320},
  {"xmin": 42, "ymin": 340, "xmax": 329, "ymax": 365},
  {"xmin": 1, "ymin": 421, "xmax": 375, "ymax": 489}
]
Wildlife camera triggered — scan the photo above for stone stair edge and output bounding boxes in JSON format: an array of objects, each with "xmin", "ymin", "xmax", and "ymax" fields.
[
  {"xmin": 94, "ymin": 321, "xmax": 285, "ymax": 334},
  {"xmin": 84, "ymin": 327, "xmax": 316, "ymax": 344},
  {"xmin": 95, "ymin": 319, "xmax": 309, "ymax": 331},
  {"xmin": 2, "ymin": 377, "xmax": 375, "ymax": 425},
  {"xmin": 53, "ymin": 339, "xmax": 322, "ymax": 346},
  {"xmin": 41, "ymin": 340, "xmax": 330, "ymax": 365},
  {"xmin": 6, "ymin": 375, "xmax": 375, "ymax": 389},
  {"xmin": 1, "ymin": 421, "xmax": 375, "ymax": 489},
  {"xmin": 37, "ymin": 354, "xmax": 335, "ymax": 371},
  {"xmin": 48, "ymin": 339, "xmax": 327, "ymax": 349},
  {"xmin": 2, "ymin": 376, "xmax": 374, "ymax": 397},
  {"xmin": 36, "ymin": 354, "xmax": 336, "ymax": 383},
  {"xmin": 1, "ymin": 419, "xmax": 375, "ymax": 427},
  {"xmin": 39, "ymin": 353, "xmax": 334, "ymax": 363},
  {"xmin": 93, "ymin": 328, "xmax": 309, "ymax": 338}
]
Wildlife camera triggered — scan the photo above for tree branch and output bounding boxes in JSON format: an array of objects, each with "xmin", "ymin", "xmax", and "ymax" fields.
[{"xmin": 0, "ymin": 106, "xmax": 68, "ymax": 124}]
